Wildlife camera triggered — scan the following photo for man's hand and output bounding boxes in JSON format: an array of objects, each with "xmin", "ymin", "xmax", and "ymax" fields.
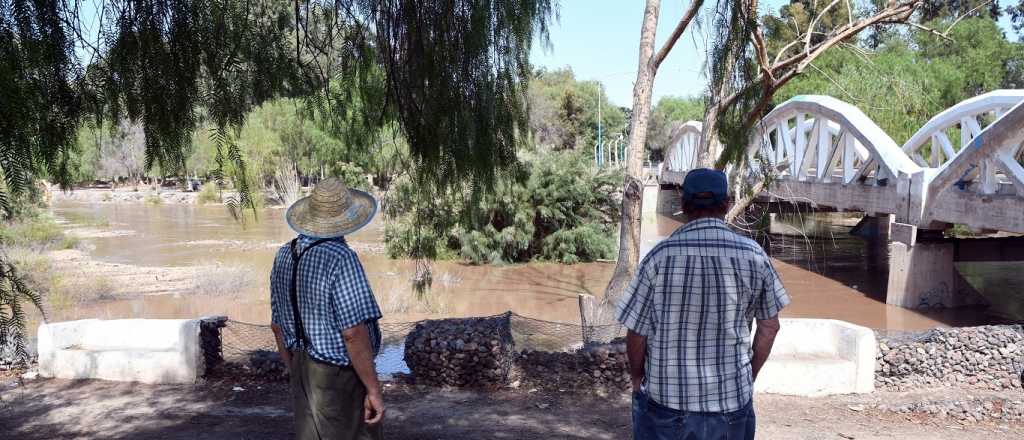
[
  {"xmin": 271, "ymin": 324, "xmax": 292, "ymax": 371},
  {"xmin": 364, "ymin": 388, "xmax": 385, "ymax": 425},
  {"xmin": 626, "ymin": 330, "xmax": 648, "ymax": 394},
  {"xmin": 343, "ymin": 323, "xmax": 384, "ymax": 425}
]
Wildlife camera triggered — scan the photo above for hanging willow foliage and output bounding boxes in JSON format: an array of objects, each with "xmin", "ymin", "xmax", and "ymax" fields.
[
  {"xmin": 706, "ymin": 0, "xmax": 762, "ymax": 169},
  {"xmin": 0, "ymin": 0, "xmax": 555, "ymax": 363}
]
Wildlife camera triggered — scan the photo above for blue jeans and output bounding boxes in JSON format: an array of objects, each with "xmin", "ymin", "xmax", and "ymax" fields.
[{"xmin": 632, "ymin": 389, "xmax": 755, "ymax": 440}]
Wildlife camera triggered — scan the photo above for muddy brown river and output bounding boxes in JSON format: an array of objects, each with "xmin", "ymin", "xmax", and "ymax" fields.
[{"xmin": 44, "ymin": 201, "xmax": 1021, "ymax": 331}]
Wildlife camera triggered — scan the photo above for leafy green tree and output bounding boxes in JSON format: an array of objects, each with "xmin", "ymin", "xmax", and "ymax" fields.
[
  {"xmin": 527, "ymin": 67, "xmax": 626, "ymax": 151},
  {"xmin": 646, "ymin": 96, "xmax": 704, "ymax": 160}
]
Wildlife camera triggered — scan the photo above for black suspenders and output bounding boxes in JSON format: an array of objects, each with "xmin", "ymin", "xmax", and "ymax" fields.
[{"xmin": 288, "ymin": 237, "xmax": 335, "ymax": 349}]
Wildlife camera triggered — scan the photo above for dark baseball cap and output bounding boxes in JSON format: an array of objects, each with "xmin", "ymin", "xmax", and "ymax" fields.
[{"xmin": 682, "ymin": 168, "xmax": 729, "ymax": 207}]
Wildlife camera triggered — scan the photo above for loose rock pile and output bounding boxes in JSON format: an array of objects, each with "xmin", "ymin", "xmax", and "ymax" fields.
[
  {"xmin": 877, "ymin": 397, "xmax": 1024, "ymax": 424},
  {"xmin": 404, "ymin": 314, "xmax": 515, "ymax": 387},
  {"xmin": 248, "ymin": 350, "xmax": 288, "ymax": 380},
  {"xmin": 875, "ymin": 325, "xmax": 1024, "ymax": 391},
  {"xmin": 516, "ymin": 340, "xmax": 629, "ymax": 390}
]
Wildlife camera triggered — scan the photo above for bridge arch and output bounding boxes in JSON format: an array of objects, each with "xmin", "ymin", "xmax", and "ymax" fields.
[
  {"xmin": 660, "ymin": 121, "xmax": 703, "ymax": 182},
  {"xmin": 748, "ymin": 95, "xmax": 920, "ymax": 186},
  {"xmin": 902, "ymin": 90, "xmax": 1024, "ymax": 171}
]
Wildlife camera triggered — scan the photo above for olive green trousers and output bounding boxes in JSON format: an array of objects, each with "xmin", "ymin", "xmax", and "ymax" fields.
[{"xmin": 289, "ymin": 351, "xmax": 383, "ymax": 440}]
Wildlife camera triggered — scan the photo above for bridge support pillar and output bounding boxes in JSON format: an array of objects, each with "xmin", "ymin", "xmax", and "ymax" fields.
[
  {"xmin": 653, "ymin": 185, "xmax": 682, "ymax": 216},
  {"xmin": 852, "ymin": 214, "xmax": 892, "ymax": 268},
  {"xmin": 886, "ymin": 223, "xmax": 955, "ymax": 308}
]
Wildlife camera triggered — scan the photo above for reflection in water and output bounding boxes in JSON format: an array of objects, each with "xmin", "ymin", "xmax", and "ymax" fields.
[
  {"xmin": 42, "ymin": 203, "xmax": 1020, "ymax": 332},
  {"xmin": 764, "ymin": 214, "xmax": 1018, "ymax": 330}
]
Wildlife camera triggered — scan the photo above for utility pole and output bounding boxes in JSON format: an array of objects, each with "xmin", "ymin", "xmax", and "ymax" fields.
[{"xmin": 598, "ymin": 84, "xmax": 603, "ymax": 166}]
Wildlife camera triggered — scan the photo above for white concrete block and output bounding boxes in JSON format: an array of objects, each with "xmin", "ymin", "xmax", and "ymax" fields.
[
  {"xmin": 754, "ymin": 319, "xmax": 876, "ymax": 397},
  {"xmin": 37, "ymin": 318, "xmax": 203, "ymax": 384}
]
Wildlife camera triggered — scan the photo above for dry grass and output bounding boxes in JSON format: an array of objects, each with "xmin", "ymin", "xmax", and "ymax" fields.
[
  {"xmin": 6, "ymin": 247, "xmax": 117, "ymax": 314},
  {"xmin": 189, "ymin": 264, "xmax": 256, "ymax": 296},
  {"xmin": 379, "ymin": 288, "xmax": 451, "ymax": 316}
]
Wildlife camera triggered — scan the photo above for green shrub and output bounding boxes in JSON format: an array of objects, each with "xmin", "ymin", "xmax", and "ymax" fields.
[
  {"xmin": 0, "ymin": 216, "xmax": 63, "ymax": 248},
  {"xmin": 330, "ymin": 162, "xmax": 371, "ymax": 190},
  {"xmin": 0, "ymin": 214, "xmax": 77, "ymax": 250},
  {"xmin": 196, "ymin": 182, "xmax": 222, "ymax": 204},
  {"xmin": 384, "ymin": 149, "xmax": 621, "ymax": 264}
]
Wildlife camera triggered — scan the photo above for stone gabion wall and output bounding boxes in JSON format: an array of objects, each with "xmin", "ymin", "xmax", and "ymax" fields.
[
  {"xmin": 516, "ymin": 340, "xmax": 629, "ymax": 390},
  {"xmin": 199, "ymin": 316, "xmax": 228, "ymax": 375},
  {"xmin": 404, "ymin": 314, "xmax": 515, "ymax": 387},
  {"xmin": 876, "ymin": 325, "xmax": 1024, "ymax": 391}
]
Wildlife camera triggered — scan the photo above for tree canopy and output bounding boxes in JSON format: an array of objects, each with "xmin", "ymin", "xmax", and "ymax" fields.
[
  {"xmin": 772, "ymin": 14, "xmax": 1024, "ymax": 145},
  {"xmin": 527, "ymin": 67, "xmax": 626, "ymax": 152},
  {"xmin": 1, "ymin": 0, "xmax": 556, "ymax": 215}
]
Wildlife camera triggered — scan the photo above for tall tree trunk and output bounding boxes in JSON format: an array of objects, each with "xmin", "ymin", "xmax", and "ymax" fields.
[
  {"xmin": 698, "ymin": 101, "xmax": 723, "ymax": 168},
  {"xmin": 601, "ymin": 0, "xmax": 662, "ymax": 310}
]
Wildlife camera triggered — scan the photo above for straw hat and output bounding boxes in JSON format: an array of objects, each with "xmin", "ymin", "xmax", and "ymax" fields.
[{"xmin": 285, "ymin": 178, "xmax": 378, "ymax": 238}]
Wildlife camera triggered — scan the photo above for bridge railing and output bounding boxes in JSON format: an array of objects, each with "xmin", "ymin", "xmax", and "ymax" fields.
[
  {"xmin": 749, "ymin": 95, "xmax": 920, "ymax": 187},
  {"xmin": 656, "ymin": 91, "xmax": 1024, "ymax": 234}
]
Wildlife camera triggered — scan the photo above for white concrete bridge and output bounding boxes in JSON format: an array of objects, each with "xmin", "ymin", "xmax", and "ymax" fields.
[{"xmin": 658, "ymin": 90, "xmax": 1024, "ymax": 310}]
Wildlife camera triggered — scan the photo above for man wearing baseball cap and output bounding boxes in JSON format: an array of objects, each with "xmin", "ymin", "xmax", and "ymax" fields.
[{"xmin": 617, "ymin": 168, "xmax": 790, "ymax": 439}]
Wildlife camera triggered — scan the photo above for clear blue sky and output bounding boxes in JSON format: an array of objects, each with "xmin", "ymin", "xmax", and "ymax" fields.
[
  {"xmin": 530, "ymin": 1, "xmax": 781, "ymax": 107},
  {"xmin": 531, "ymin": 1, "xmax": 1019, "ymax": 107}
]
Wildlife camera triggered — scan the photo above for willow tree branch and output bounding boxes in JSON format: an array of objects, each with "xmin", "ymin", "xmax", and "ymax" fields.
[
  {"xmin": 804, "ymin": 0, "xmax": 841, "ymax": 55},
  {"xmin": 945, "ymin": 0, "xmax": 994, "ymax": 34},
  {"xmin": 652, "ymin": 0, "xmax": 705, "ymax": 69},
  {"xmin": 719, "ymin": 0, "xmax": 921, "ymax": 112},
  {"xmin": 906, "ymin": 22, "xmax": 954, "ymax": 42}
]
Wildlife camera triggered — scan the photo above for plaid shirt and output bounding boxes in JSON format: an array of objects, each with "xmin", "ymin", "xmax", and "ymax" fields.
[
  {"xmin": 270, "ymin": 236, "xmax": 382, "ymax": 367},
  {"xmin": 617, "ymin": 218, "xmax": 790, "ymax": 413}
]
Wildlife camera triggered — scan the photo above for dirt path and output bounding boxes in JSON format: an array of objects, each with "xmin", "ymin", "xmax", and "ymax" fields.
[{"xmin": 1, "ymin": 377, "xmax": 1020, "ymax": 439}]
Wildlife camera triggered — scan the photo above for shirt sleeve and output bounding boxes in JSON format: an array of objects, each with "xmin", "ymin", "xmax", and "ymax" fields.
[
  {"xmin": 330, "ymin": 252, "xmax": 383, "ymax": 331},
  {"xmin": 269, "ymin": 250, "xmax": 285, "ymax": 327},
  {"xmin": 616, "ymin": 255, "xmax": 658, "ymax": 336},
  {"xmin": 753, "ymin": 258, "xmax": 790, "ymax": 319}
]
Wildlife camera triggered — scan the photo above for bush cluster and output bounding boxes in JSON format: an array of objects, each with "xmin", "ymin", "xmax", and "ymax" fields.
[{"xmin": 383, "ymin": 149, "xmax": 622, "ymax": 264}]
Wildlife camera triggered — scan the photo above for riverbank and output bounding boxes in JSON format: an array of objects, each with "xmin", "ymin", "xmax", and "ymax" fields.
[
  {"xmin": 50, "ymin": 187, "xmax": 285, "ymax": 207},
  {"xmin": 1, "ymin": 376, "xmax": 1020, "ymax": 439}
]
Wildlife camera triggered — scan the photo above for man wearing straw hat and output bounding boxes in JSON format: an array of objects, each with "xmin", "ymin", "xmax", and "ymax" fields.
[{"xmin": 270, "ymin": 178, "xmax": 384, "ymax": 440}]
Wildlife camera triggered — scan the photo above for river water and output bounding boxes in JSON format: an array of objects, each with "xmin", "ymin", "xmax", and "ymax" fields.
[{"xmin": 43, "ymin": 201, "xmax": 1021, "ymax": 332}]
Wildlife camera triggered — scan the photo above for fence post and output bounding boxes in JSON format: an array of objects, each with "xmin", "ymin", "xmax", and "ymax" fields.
[{"xmin": 578, "ymin": 294, "xmax": 597, "ymax": 345}]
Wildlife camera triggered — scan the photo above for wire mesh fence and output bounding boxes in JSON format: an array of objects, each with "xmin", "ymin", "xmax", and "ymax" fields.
[{"xmin": 218, "ymin": 312, "xmax": 625, "ymax": 369}]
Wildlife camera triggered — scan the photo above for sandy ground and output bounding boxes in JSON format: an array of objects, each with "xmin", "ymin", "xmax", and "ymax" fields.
[
  {"xmin": 45, "ymin": 248, "xmax": 216, "ymax": 297},
  {"xmin": 1, "ymin": 376, "xmax": 1021, "ymax": 440}
]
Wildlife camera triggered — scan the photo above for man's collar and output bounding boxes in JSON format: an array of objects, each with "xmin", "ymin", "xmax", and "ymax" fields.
[
  {"xmin": 674, "ymin": 217, "xmax": 728, "ymax": 235},
  {"xmin": 297, "ymin": 235, "xmax": 347, "ymax": 245}
]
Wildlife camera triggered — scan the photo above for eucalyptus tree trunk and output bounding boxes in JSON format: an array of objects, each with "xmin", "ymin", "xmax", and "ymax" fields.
[
  {"xmin": 698, "ymin": 102, "xmax": 724, "ymax": 169},
  {"xmin": 601, "ymin": 0, "xmax": 661, "ymax": 309}
]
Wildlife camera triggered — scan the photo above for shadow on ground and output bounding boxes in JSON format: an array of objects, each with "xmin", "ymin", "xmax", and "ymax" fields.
[{"xmin": 0, "ymin": 378, "xmax": 630, "ymax": 440}]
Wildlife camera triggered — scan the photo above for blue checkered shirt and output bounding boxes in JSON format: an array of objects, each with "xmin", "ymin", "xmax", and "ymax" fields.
[
  {"xmin": 270, "ymin": 236, "xmax": 382, "ymax": 367},
  {"xmin": 617, "ymin": 218, "xmax": 790, "ymax": 413}
]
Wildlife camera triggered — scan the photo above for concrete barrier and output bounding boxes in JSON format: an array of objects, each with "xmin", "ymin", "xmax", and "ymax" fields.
[
  {"xmin": 754, "ymin": 319, "xmax": 876, "ymax": 397},
  {"xmin": 37, "ymin": 318, "xmax": 203, "ymax": 384}
]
